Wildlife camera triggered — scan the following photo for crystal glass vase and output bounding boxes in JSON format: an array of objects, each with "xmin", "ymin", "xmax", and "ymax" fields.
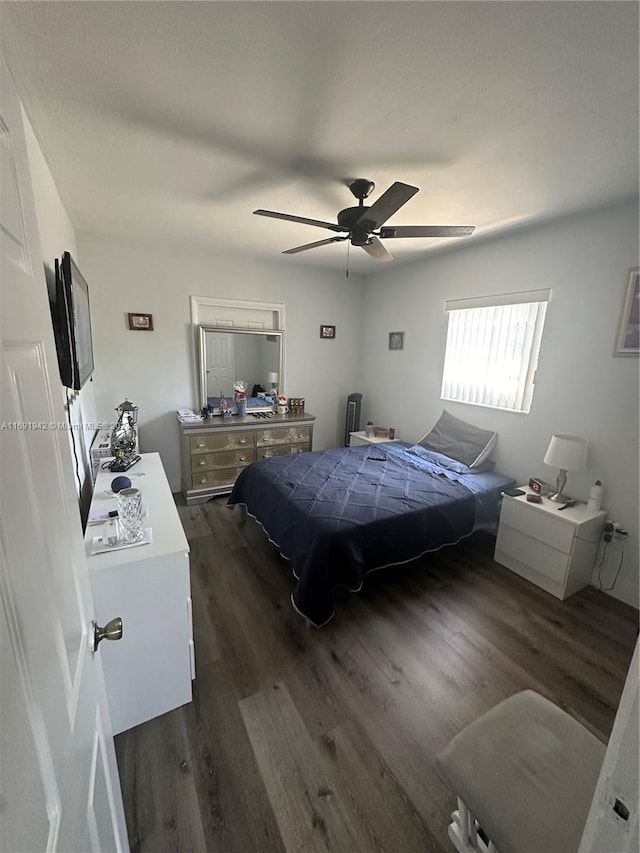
[{"xmin": 116, "ymin": 487, "xmax": 144, "ymax": 543}]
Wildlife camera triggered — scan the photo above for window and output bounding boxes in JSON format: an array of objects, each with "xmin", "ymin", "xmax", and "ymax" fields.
[{"xmin": 441, "ymin": 289, "xmax": 549, "ymax": 413}]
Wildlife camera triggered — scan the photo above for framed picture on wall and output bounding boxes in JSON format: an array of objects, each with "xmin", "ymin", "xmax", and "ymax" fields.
[
  {"xmin": 389, "ymin": 331, "xmax": 404, "ymax": 350},
  {"xmin": 320, "ymin": 325, "xmax": 336, "ymax": 339},
  {"xmin": 128, "ymin": 313, "xmax": 154, "ymax": 331},
  {"xmin": 614, "ymin": 268, "xmax": 639, "ymax": 356}
]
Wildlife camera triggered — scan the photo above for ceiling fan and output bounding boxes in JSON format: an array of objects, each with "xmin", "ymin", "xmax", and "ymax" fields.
[{"xmin": 254, "ymin": 179, "xmax": 475, "ymax": 263}]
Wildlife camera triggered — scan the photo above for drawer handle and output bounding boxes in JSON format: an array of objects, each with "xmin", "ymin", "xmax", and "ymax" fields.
[
  {"xmin": 199, "ymin": 459, "xmax": 207, "ymax": 466},
  {"xmin": 197, "ymin": 441, "xmax": 205, "ymax": 448},
  {"xmin": 297, "ymin": 432, "xmax": 304, "ymax": 438},
  {"xmin": 199, "ymin": 478, "xmax": 207, "ymax": 485},
  {"xmin": 295, "ymin": 447, "xmax": 303, "ymax": 453},
  {"xmin": 239, "ymin": 438, "xmax": 247, "ymax": 445},
  {"xmin": 262, "ymin": 453, "xmax": 270, "ymax": 459},
  {"xmin": 239, "ymin": 455, "xmax": 246, "ymax": 461}
]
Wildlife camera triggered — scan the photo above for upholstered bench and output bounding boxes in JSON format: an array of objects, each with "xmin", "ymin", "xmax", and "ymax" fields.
[{"xmin": 436, "ymin": 690, "xmax": 605, "ymax": 853}]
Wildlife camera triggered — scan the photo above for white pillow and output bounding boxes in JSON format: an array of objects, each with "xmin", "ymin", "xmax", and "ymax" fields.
[{"xmin": 418, "ymin": 410, "xmax": 497, "ymax": 469}]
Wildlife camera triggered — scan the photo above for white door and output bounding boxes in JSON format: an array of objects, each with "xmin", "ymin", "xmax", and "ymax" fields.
[
  {"xmin": 0, "ymin": 53, "xmax": 128, "ymax": 852},
  {"xmin": 205, "ymin": 331, "xmax": 235, "ymax": 399}
]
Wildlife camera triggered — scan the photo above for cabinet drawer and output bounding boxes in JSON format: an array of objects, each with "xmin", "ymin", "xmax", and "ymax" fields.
[
  {"xmin": 495, "ymin": 524, "xmax": 570, "ymax": 584},
  {"xmin": 257, "ymin": 443, "xmax": 310, "ymax": 460},
  {"xmin": 190, "ymin": 431, "xmax": 253, "ymax": 453},
  {"xmin": 256, "ymin": 426, "xmax": 311, "ymax": 446},
  {"xmin": 191, "ymin": 466, "xmax": 247, "ymax": 490},
  {"xmin": 190, "ymin": 448, "xmax": 255, "ymax": 472},
  {"xmin": 499, "ymin": 498, "xmax": 575, "ymax": 554}
]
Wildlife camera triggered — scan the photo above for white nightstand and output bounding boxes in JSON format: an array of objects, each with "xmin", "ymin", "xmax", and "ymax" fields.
[
  {"xmin": 494, "ymin": 487, "xmax": 607, "ymax": 599},
  {"xmin": 349, "ymin": 430, "xmax": 400, "ymax": 447}
]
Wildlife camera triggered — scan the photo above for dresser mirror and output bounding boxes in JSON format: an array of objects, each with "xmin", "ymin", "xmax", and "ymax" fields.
[{"xmin": 199, "ymin": 326, "xmax": 284, "ymax": 412}]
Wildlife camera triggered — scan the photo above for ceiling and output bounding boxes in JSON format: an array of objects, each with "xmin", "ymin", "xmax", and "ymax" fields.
[{"xmin": 2, "ymin": 1, "xmax": 638, "ymax": 273}]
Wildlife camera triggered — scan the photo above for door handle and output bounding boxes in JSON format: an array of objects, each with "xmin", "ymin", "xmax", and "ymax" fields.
[{"xmin": 91, "ymin": 617, "xmax": 123, "ymax": 652}]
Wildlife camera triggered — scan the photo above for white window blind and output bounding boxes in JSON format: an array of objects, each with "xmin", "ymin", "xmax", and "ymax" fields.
[{"xmin": 441, "ymin": 290, "xmax": 549, "ymax": 413}]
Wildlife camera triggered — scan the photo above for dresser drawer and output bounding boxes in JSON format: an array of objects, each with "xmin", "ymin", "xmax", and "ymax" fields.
[
  {"xmin": 190, "ymin": 448, "xmax": 255, "ymax": 472},
  {"xmin": 256, "ymin": 426, "xmax": 311, "ymax": 446},
  {"xmin": 190, "ymin": 431, "xmax": 253, "ymax": 453},
  {"xmin": 499, "ymin": 498, "xmax": 575, "ymax": 554},
  {"xmin": 191, "ymin": 466, "xmax": 247, "ymax": 490},
  {"xmin": 495, "ymin": 524, "xmax": 570, "ymax": 584},
  {"xmin": 257, "ymin": 443, "xmax": 310, "ymax": 460}
]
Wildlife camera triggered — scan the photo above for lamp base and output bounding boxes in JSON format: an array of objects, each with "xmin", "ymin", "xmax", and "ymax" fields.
[
  {"xmin": 548, "ymin": 492, "xmax": 569, "ymax": 503},
  {"xmin": 109, "ymin": 454, "xmax": 141, "ymax": 472}
]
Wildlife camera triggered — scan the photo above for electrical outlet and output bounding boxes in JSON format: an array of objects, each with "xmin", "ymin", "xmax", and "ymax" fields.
[{"xmin": 603, "ymin": 521, "xmax": 627, "ymax": 542}]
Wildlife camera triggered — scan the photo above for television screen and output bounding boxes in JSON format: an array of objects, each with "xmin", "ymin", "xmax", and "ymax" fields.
[{"xmin": 51, "ymin": 252, "xmax": 95, "ymax": 390}]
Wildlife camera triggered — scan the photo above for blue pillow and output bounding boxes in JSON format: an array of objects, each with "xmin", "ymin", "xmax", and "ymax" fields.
[{"xmin": 407, "ymin": 445, "xmax": 495, "ymax": 474}]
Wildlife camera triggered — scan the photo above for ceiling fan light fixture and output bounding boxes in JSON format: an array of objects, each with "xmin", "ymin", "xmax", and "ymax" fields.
[{"xmin": 254, "ymin": 178, "xmax": 475, "ymax": 263}]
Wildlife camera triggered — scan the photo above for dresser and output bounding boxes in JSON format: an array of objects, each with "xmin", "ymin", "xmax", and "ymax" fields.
[
  {"xmin": 180, "ymin": 411, "xmax": 316, "ymax": 505},
  {"xmin": 494, "ymin": 486, "xmax": 607, "ymax": 599},
  {"xmin": 85, "ymin": 452, "xmax": 193, "ymax": 734}
]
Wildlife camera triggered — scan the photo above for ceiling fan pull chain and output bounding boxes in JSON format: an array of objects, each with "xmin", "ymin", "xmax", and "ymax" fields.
[{"xmin": 346, "ymin": 240, "xmax": 350, "ymax": 278}]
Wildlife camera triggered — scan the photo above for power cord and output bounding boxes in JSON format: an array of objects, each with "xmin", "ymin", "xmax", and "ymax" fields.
[
  {"xmin": 595, "ymin": 527, "xmax": 629, "ymax": 591},
  {"xmin": 66, "ymin": 387, "xmax": 82, "ymax": 496}
]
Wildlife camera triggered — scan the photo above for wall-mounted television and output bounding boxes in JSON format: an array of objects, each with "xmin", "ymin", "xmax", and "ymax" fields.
[{"xmin": 50, "ymin": 251, "xmax": 95, "ymax": 390}]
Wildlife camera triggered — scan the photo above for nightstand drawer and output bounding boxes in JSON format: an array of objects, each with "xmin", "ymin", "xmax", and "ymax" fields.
[
  {"xmin": 190, "ymin": 431, "xmax": 253, "ymax": 453},
  {"xmin": 500, "ymin": 498, "xmax": 575, "ymax": 554},
  {"xmin": 190, "ymin": 448, "xmax": 255, "ymax": 471},
  {"xmin": 496, "ymin": 525, "xmax": 570, "ymax": 584}
]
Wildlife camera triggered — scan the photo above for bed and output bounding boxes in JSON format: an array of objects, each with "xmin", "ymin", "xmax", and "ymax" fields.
[{"xmin": 228, "ymin": 411, "xmax": 516, "ymax": 625}]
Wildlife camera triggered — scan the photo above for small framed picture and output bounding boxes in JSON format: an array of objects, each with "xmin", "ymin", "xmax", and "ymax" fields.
[
  {"xmin": 614, "ymin": 268, "xmax": 639, "ymax": 356},
  {"xmin": 128, "ymin": 313, "xmax": 153, "ymax": 331},
  {"xmin": 389, "ymin": 331, "xmax": 404, "ymax": 350},
  {"xmin": 320, "ymin": 325, "xmax": 336, "ymax": 339}
]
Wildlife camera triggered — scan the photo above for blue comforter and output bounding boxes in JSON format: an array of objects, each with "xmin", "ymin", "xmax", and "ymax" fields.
[{"xmin": 228, "ymin": 443, "xmax": 515, "ymax": 626}]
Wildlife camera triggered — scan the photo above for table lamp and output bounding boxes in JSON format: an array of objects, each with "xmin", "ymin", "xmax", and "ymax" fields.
[
  {"xmin": 543, "ymin": 434, "xmax": 588, "ymax": 503},
  {"xmin": 109, "ymin": 398, "xmax": 140, "ymax": 472}
]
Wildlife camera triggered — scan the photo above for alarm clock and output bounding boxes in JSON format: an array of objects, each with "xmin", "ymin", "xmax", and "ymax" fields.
[{"xmin": 528, "ymin": 477, "xmax": 550, "ymax": 495}]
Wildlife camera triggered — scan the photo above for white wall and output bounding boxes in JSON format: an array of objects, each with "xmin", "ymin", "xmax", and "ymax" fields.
[
  {"xmin": 23, "ymin": 110, "xmax": 96, "ymax": 516},
  {"xmin": 360, "ymin": 201, "xmax": 639, "ymax": 607},
  {"xmin": 75, "ymin": 233, "xmax": 366, "ymax": 490}
]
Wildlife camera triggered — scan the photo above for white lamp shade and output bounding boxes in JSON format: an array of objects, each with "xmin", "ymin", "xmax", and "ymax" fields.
[
  {"xmin": 543, "ymin": 434, "xmax": 588, "ymax": 471},
  {"xmin": 267, "ymin": 371, "xmax": 278, "ymax": 385}
]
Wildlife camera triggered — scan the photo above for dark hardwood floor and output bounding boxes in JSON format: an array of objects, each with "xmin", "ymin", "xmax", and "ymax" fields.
[{"xmin": 115, "ymin": 495, "xmax": 638, "ymax": 852}]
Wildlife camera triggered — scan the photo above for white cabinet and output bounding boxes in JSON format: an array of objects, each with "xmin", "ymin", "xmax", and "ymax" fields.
[
  {"xmin": 494, "ymin": 487, "xmax": 607, "ymax": 599},
  {"xmin": 85, "ymin": 452, "xmax": 193, "ymax": 734},
  {"xmin": 349, "ymin": 430, "xmax": 401, "ymax": 447}
]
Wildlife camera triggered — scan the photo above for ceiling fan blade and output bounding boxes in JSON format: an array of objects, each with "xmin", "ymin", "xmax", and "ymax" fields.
[
  {"xmin": 254, "ymin": 209, "xmax": 347, "ymax": 233},
  {"xmin": 379, "ymin": 225, "xmax": 475, "ymax": 238},
  {"xmin": 361, "ymin": 237, "xmax": 393, "ymax": 263},
  {"xmin": 282, "ymin": 236, "xmax": 348, "ymax": 255},
  {"xmin": 356, "ymin": 182, "xmax": 419, "ymax": 230}
]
